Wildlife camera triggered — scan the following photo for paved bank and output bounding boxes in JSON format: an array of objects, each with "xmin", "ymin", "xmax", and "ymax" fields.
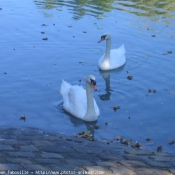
[{"xmin": 0, "ymin": 127, "xmax": 174, "ymax": 175}]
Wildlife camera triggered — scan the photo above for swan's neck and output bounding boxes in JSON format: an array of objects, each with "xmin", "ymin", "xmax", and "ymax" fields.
[
  {"xmin": 84, "ymin": 82, "xmax": 96, "ymax": 121},
  {"xmin": 104, "ymin": 38, "xmax": 111, "ymax": 60}
]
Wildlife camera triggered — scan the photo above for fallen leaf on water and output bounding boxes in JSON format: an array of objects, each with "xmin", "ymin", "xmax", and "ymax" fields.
[
  {"xmin": 148, "ymin": 89, "xmax": 152, "ymax": 93},
  {"xmin": 167, "ymin": 51, "xmax": 172, "ymax": 54},
  {"xmin": 135, "ymin": 142, "xmax": 141, "ymax": 148},
  {"xmin": 75, "ymin": 131, "xmax": 93, "ymax": 141},
  {"xmin": 146, "ymin": 138, "xmax": 151, "ymax": 141},
  {"xmin": 157, "ymin": 146, "xmax": 162, "ymax": 152},
  {"xmin": 42, "ymin": 37, "xmax": 48, "ymax": 41},
  {"xmin": 115, "ymin": 136, "xmax": 123, "ymax": 141},
  {"xmin": 20, "ymin": 115, "xmax": 26, "ymax": 122},
  {"xmin": 105, "ymin": 122, "xmax": 108, "ymax": 126},
  {"xmin": 169, "ymin": 141, "xmax": 175, "ymax": 145},
  {"xmin": 131, "ymin": 142, "xmax": 143, "ymax": 148},
  {"xmin": 147, "ymin": 89, "xmax": 156, "ymax": 93},
  {"xmin": 111, "ymin": 106, "xmax": 121, "ymax": 111},
  {"xmin": 120, "ymin": 140, "xmax": 129, "ymax": 146},
  {"xmin": 77, "ymin": 131, "xmax": 85, "ymax": 136},
  {"xmin": 94, "ymin": 125, "xmax": 100, "ymax": 129},
  {"xmin": 66, "ymin": 138, "xmax": 72, "ymax": 141},
  {"xmin": 127, "ymin": 76, "xmax": 133, "ymax": 80},
  {"xmin": 152, "ymin": 89, "xmax": 156, "ymax": 93}
]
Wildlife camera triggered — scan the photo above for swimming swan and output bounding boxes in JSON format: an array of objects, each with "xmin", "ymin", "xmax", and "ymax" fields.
[
  {"xmin": 60, "ymin": 75, "xmax": 100, "ymax": 122},
  {"xmin": 98, "ymin": 33, "xmax": 126, "ymax": 71}
]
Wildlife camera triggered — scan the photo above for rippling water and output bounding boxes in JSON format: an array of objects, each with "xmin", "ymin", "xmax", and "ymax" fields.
[{"xmin": 0, "ymin": 0, "xmax": 175, "ymax": 154}]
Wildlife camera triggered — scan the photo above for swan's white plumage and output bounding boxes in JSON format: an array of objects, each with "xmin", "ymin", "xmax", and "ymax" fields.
[
  {"xmin": 60, "ymin": 79, "xmax": 100, "ymax": 121},
  {"xmin": 98, "ymin": 34, "xmax": 126, "ymax": 71},
  {"xmin": 98, "ymin": 44, "xmax": 126, "ymax": 70}
]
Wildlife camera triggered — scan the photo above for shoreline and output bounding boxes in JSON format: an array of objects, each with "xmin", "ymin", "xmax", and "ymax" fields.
[{"xmin": 0, "ymin": 127, "xmax": 174, "ymax": 175}]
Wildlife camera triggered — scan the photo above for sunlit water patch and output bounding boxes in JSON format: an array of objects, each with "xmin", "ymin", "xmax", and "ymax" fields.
[{"xmin": 0, "ymin": 0, "xmax": 175, "ymax": 154}]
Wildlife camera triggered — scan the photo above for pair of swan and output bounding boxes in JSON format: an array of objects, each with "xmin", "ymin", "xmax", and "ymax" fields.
[{"xmin": 60, "ymin": 34, "xmax": 126, "ymax": 122}]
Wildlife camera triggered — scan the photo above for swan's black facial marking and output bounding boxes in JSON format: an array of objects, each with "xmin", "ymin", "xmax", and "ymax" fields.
[
  {"xmin": 98, "ymin": 35, "xmax": 107, "ymax": 43},
  {"xmin": 90, "ymin": 79, "xmax": 96, "ymax": 85},
  {"xmin": 101, "ymin": 35, "xmax": 107, "ymax": 39}
]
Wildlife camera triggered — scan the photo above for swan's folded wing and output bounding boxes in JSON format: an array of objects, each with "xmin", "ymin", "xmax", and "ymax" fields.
[
  {"xmin": 65, "ymin": 85, "xmax": 87, "ymax": 119},
  {"xmin": 110, "ymin": 44, "xmax": 126, "ymax": 69},
  {"xmin": 60, "ymin": 79, "xmax": 72, "ymax": 96}
]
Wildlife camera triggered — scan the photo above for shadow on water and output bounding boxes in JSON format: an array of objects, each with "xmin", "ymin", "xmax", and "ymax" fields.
[
  {"xmin": 34, "ymin": 0, "xmax": 175, "ymax": 21},
  {"xmin": 98, "ymin": 66, "xmax": 124, "ymax": 101},
  {"xmin": 57, "ymin": 103, "xmax": 97, "ymax": 139},
  {"xmin": 69, "ymin": 114, "xmax": 98, "ymax": 140}
]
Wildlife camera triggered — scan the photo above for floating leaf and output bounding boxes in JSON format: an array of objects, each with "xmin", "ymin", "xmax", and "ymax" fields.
[
  {"xmin": 66, "ymin": 138, "xmax": 72, "ymax": 141},
  {"xmin": 77, "ymin": 131, "xmax": 85, "ymax": 136},
  {"xmin": 94, "ymin": 125, "xmax": 100, "ymax": 129},
  {"xmin": 167, "ymin": 51, "xmax": 172, "ymax": 54},
  {"xmin": 111, "ymin": 106, "xmax": 120, "ymax": 111},
  {"xmin": 157, "ymin": 146, "xmax": 162, "ymax": 152},
  {"xmin": 169, "ymin": 141, "xmax": 175, "ymax": 145},
  {"xmin": 42, "ymin": 37, "xmax": 48, "ymax": 41},
  {"xmin": 148, "ymin": 89, "xmax": 152, "ymax": 93},
  {"xmin": 20, "ymin": 115, "xmax": 26, "ymax": 122},
  {"xmin": 105, "ymin": 122, "xmax": 108, "ymax": 126},
  {"xmin": 127, "ymin": 76, "xmax": 133, "ymax": 80},
  {"xmin": 120, "ymin": 140, "xmax": 129, "ymax": 146},
  {"xmin": 148, "ymin": 89, "xmax": 156, "ymax": 93},
  {"xmin": 146, "ymin": 138, "xmax": 151, "ymax": 141}
]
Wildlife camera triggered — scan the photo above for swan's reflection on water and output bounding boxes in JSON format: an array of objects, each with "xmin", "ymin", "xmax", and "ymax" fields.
[
  {"xmin": 69, "ymin": 115, "xmax": 97, "ymax": 140},
  {"xmin": 98, "ymin": 66, "xmax": 124, "ymax": 101},
  {"xmin": 57, "ymin": 98, "xmax": 97, "ymax": 140}
]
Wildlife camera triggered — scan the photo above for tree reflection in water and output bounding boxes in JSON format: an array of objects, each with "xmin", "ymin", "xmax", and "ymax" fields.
[{"xmin": 35, "ymin": 0, "xmax": 175, "ymax": 21}]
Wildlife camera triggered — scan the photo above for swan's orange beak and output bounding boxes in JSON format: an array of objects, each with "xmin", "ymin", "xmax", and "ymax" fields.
[
  {"xmin": 98, "ymin": 38, "xmax": 104, "ymax": 43},
  {"xmin": 91, "ymin": 83, "xmax": 97, "ymax": 91}
]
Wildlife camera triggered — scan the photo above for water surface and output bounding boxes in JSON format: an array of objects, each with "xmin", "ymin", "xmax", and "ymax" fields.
[{"xmin": 0, "ymin": 0, "xmax": 175, "ymax": 154}]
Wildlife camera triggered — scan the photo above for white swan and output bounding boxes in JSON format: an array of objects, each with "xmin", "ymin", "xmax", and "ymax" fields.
[
  {"xmin": 98, "ymin": 33, "xmax": 126, "ymax": 71},
  {"xmin": 60, "ymin": 75, "xmax": 100, "ymax": 122}
]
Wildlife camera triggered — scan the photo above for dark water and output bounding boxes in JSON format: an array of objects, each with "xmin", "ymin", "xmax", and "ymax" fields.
[{"xmin": 0, "ymin": 0, "xmax": 175, "ymax": 153}]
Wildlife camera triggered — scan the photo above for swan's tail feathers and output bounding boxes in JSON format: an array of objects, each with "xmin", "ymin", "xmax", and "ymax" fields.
[
  {"xmin": 60, "ymin": 79, "xmax": 72, "ymax": 96},
  {"xmin": 120, "ymin": 44, "xmax": 126, "ymax": 54}
]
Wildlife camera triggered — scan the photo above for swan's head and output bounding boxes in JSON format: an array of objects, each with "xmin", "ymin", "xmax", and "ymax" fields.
[
  {"xmin": 98, "ymin": 33, "xmax": 111, "ymax": 43},
  {"xmin": 86, "ymin": 75, "xmax": 97, "ymax": 91}
]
